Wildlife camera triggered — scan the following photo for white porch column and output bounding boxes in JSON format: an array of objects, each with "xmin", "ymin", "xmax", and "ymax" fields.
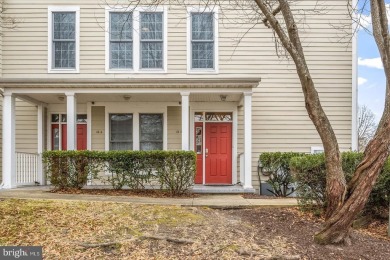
[
  {"xmin": 181, "ymin": 92, "xmax": 190, "ymax": 151},
  {"xmin": 87, "ymin": 102, "xmax": 92, "ymax": 150},
  {"xmin": 37, "ymin": 104, "xmax": 46, "ymax": 185},
  {"xmin": 66, "ymin": 92, "xmax": 77, "ymax": 150},
  {"xmin": 244, "ymin": 92, "xmax": 253, "ymax": 189},
  {"xmin": 2, "ymin": 93, "xmax": 16, "ymax": 188}
]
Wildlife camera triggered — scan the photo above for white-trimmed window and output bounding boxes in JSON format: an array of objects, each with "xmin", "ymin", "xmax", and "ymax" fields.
[
  {"xmin": 105, "ymin": 6, "xmax": 167, "ymax": 73},
  {"xmin": 109, "ymin": 12, "xmax": 133, "ymax": 69},
  {"xmin": 109, "ymin": 113, "xmax": 133, "ymax": 150},
  {"xmin": 140, "ymin": 12, "xmax": 164, "ymax": 69},
  {"xmin": 140, "ymin": 114, "xmax": 163, "ymax": 150},
  {"xmin": 187, "ymin": 7, "xmax": 218, "ymax": 73},
  {"xmin": 48, "ymin": 6, "xmax": 80, "ymax": 73}
]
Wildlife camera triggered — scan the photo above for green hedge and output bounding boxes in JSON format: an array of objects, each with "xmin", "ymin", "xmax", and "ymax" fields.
[
  {"xmin": 290, "ymin": 152, "xmax": 389, "ymax": 217},
  {"xmin": 42, "ymin": 150, "xmax": 196, "ymax": 195},
  {"xmin": 259, "ymin": 152, "xmax": 305, "ymax": 197}
]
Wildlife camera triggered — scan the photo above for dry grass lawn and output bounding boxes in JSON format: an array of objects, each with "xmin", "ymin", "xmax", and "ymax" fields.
[{"xmin": 0, "ymin": 199, "xmax": 389, "ymax": 259}]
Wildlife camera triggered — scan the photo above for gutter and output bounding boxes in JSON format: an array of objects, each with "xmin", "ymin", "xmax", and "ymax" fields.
[{"xmin": 0, "ymin": 78, "xmax": 261, "ymax": 88}]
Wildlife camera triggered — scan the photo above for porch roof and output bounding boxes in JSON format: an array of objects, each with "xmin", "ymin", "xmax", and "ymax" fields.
[{"xmin": 0, "ymin": 78, "xmax": 261, "ymax": 89}]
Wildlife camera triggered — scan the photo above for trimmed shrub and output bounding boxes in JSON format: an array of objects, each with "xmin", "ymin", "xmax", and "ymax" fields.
[
  {"xmin": 43, "ymin": 150, "xmax": 196, "ymax": 195},
  {"xmin": 259, "ymin": 152, "xmax": 305, "ymax": 197},
  {"xmin": 42, "ymin": 150, "xmax": 103, "ymax": 189},
  {"xmin": 104, "ymin": 151, "xmax": 156, "ymax": 190},
  {"xmin": 290, "ymin": 153, "xmax": 327, "ymax": 211},
  {"xmin": 290, "ymin": 152, "xmax": 390, "ymax": 217},
  {"xmin": 368, "ymin": 159, "xmax": 390, "ymax": 217},
  {"xmin": 155, "ymin": 151, "xmax": 197, "ymax": 195}
]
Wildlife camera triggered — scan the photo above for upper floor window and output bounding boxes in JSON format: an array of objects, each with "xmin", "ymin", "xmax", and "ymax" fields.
[
  {"xmin": 109, "ymin": 12, "xmax": 133, "ymax": 69},
  {"xmin": 106, "ymin": 7, "xmax": 167, "ymax": 73},
  {"xmin": 187, "ymin": 7, "xmax": 219, "ymax": 74},
  {"xmin": 140, "ymin": 12, "xmax": 163, "ymax": 69},
  {"xmin": 48, "ymin": 6, "xmax": 80, "ymax": 73},
  {"xmin": 191, "ymin": 13, "xmax": 214, "ymax": 69}
]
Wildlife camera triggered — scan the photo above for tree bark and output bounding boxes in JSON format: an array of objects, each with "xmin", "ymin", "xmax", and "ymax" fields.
[
  {"xmin": 253, "ymin": 0, "xmax": 390, "ymax": 244},
  {"xmin": 314, "ymin": 0, "xmax": 390, "ymax": 243},
  {"xmin": 254, "ymin": 0, "xmax": 346, "ymax": 219},
  {"xmin": 315, "ymin": 126, "xmax": 390, "ymax": 243}
]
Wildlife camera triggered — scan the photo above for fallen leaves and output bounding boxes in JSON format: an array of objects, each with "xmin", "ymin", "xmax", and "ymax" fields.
[{"xmin": 0, "ymin": 199, "xmax": 389, "ymax": 259}]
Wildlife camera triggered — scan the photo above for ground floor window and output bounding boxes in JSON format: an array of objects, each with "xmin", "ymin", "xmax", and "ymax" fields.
[
  {"xmin": 140, "ymin": 113, "xmax": 163, "ymax": 151},
  {"xmin": 109, "ymin": 113, "xmax": 133, "ymax": 150}
]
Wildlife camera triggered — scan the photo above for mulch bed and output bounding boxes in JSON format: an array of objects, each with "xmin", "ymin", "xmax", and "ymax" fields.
[
  {"xmin": 227, "ymin": 207, "xmax": 390, "ymax": 259},
  {"xmin": 49, "ymin": 188, "xmax": 200, "ymax": 198}
]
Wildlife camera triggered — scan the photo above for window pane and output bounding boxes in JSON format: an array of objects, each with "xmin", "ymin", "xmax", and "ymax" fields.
[
  {"xmin": 110, "ymin": 142, "xmax": 133, "ymax": 150},
  {"xmin": 53, "ymin": 127, "xmax": 60, "ymax": 150},
  {"xmin": 194, "ymin": 112, "xmax": 204, "ymax": 122},
  {"xmin": 140, "ymin": 13, "xmax": 163, "ymax": 40},
  {"xmin": 140, "ymin": 114, "xmax": 163, "ymax": 151},
  {"xmin": 192, "ymin": 13, "xmax": 213, "ymax": 41},
  {"xmin": 192, "ymin": 42, "xmax": 214, "ymax": 69},
  {"xmin": 110, "ymin": 12, "xmax": 132, "ymax": 40},
  {"xmin": 51, "ymin": 114, "xmax": 59, "ymax": 122},
  {"xmin": 77, "ymin": 114, "xmax": 87, "ymax": 123},
  {"xmin": 141, "ymin": 42, "xmax": 163, "ymax": 68},
  {"xmin": 110, "ymin": 114, "xmax": 133, "ymax": 151},
  {"xmin": 140, "ymin": 142, "xmax": 163, "ymax": 151},
  {"xmin": 110, "ymin": 42, "xmax": 133, "ymax": 69},
  {"xmin": 54, "ymin": 42, "xmax": 76, "ymax": 68},
  {"xmin": 53, "ymin": 12, "xmax": 75, "ymax": 40},
  {"xmin": 205, "ymin": 112, "xmax": 233, "ymax": 122},
  {"xmin": 61, "ymin": 114, "xmax": 67, "ymax": 122}
]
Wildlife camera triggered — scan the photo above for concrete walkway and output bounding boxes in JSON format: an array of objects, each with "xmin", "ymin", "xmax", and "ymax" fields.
[{"xmin": 0, "ymin": 187, "xmax": 298, "ymax": 208}]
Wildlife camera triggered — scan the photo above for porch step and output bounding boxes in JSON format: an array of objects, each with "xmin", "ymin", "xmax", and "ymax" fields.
[{"xmin": 191, "ymin": 185, "xmax": 255, "ymax": 194}]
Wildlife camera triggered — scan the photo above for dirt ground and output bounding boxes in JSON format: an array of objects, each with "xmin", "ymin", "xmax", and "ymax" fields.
[{"xmin": 0, "ymin": 199, "xmax": 389, "ymax": 259}]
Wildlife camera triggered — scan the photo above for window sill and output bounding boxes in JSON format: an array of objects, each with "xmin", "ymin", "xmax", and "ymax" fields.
[
  {"xmin": 105, "ymin": 69, "xmax": 167, "ymax": 74},
  {"xmin": 106, "ymin": 69, "xmax": 135, "ymax": 74},
  {"xmin": 138, "ymin": 69, "xmax": 167, "ymax": 74},
  {"xmin": 187, "ymin": 69, "xmax": 219, "ymax": 75},
  {"xmin": 48, "ymin": 69, "xmax": 80, "ymax": 74}
]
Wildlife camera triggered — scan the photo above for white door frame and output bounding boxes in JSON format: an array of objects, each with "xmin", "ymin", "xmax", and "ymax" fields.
[{"xmin": 190, "ymin": 102, "xmax": 238, "ymax": 185}]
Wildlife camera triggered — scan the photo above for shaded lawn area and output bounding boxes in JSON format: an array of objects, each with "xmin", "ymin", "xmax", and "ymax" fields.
[{"xmin": 0, "ymin": 199, "xmax": 389, "ymax": 259}]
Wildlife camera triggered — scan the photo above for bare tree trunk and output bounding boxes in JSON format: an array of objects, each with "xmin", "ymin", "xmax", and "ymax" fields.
[
  {"xmin": 315, "ymin": 121, "xmax": 390, "ymax": 243},
  {"xmin": 253, "ymin": 0, "xmax": 390, "ymax": 244},
  {"xmin": 314, "ymin": 0, "xmax": 390, "ymax": 243},
  {"xmin": 254, "ymin": 0, "xmax": 346, "ymax": 219}
]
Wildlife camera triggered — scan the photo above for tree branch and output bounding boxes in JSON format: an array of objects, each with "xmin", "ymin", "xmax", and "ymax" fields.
[{"xmin": 262, "ymin": 5, "xmax": 281, "ymax": 27}]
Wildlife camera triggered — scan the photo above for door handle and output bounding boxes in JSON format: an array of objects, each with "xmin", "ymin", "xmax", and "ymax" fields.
[{"xmin": 205, "ymin": 148, "xmax": 209, "ymax": 157}]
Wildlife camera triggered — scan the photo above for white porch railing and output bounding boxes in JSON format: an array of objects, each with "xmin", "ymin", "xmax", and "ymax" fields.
[{"xmin": 16, "ymin": 152, "xmax": 40, "ymax": 185}]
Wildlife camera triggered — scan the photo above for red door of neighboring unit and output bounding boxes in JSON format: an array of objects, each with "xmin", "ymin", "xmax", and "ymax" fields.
[
  {"xmin": 77, "ymin": 125, "xmax": 87, "ymax": 150},
  {"xmin": 51, "ymin": 124, "xmax": 87, "ymax": 150},
  {"xmin": 205, "ymin": 123, "xmax": 232, "ymax": 184}
]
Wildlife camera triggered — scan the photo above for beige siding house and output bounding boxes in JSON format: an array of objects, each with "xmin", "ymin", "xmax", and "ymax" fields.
[{"xmin": 0, "ymin": 0, "xmax": 357, "ymax": 192}]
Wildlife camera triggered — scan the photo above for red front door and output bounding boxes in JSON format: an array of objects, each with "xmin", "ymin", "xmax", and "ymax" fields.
[
  {"xmin": 51, "ymin": 124, "xmax": 87, "ymax": 150},
  {"xmin": 205, "ymin": 123, "xmax": 233, "ymax": 184}
]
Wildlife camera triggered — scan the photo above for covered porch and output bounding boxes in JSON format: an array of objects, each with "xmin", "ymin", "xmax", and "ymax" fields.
[{"xmin": 1, "ymin": 78, "xmax": 260, "ymax": 192}]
